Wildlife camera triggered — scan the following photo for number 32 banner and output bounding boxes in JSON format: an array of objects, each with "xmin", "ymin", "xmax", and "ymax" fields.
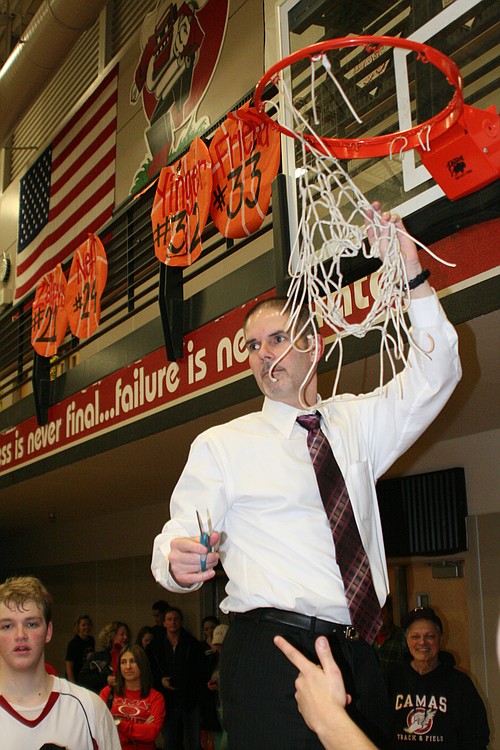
[
  {"xmin": 151, "ymin": 137, "xmax": 212, "ymax": 267},
  {"xmin": 209, "ymin": 103, "xmax": 281, "ymax": 238}
]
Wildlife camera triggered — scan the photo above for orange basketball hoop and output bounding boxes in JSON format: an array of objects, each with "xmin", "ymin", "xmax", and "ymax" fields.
[{"xmin": 254, "ymin": 35, "xmax": 464, "ymax": 159}]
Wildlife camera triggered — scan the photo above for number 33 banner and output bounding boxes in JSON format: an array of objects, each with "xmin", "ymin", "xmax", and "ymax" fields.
[
  {"xmin": 209, "ymin": 103, "xmax": 281, "ymax": 238},
  {"xmin": 66, "ymin": 234, "xmax": 108, "ymax": 339},
  {"xmin": 31, "ymin": 264, "xmax": 68, "ymax": 357}
]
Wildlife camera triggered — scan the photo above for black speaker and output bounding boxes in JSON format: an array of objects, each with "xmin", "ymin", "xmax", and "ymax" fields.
[{"xmin": 376, "ymin": 467, "xmax": 468, "ymax": 557}]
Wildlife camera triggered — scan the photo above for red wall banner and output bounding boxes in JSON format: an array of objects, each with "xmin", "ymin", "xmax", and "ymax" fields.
[{"xmin": 0, "ymin": 293, "xmax": 272, "ymax": 476}]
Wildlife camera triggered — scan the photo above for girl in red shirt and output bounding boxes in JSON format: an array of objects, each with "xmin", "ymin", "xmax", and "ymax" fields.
[{"xmin": 101, "ymin": 643, "xmax": 165, "ymax": 750}]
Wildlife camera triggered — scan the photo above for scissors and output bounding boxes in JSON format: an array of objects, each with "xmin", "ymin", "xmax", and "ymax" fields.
[{"xmin": 196, "ymin": 510, "xmax": 211, "ymax": 571}]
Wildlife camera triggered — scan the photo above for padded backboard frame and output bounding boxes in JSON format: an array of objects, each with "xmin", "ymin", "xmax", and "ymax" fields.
[{"xmin": 395, "ymin": 0, "xmax": 484, "ymax": 210}]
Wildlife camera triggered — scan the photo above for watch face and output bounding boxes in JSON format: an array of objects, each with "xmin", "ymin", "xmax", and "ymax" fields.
[{"xmin": 0, "ymin": 255, "xmax": 10, "ymax": 283}]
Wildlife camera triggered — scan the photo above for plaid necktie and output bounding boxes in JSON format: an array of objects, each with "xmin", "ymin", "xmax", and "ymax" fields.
[{"xmin": 297, "ymin": 412, "xmax": 382, "ymax": 644}]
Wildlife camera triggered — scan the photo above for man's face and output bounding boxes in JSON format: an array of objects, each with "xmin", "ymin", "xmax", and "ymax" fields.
[
  {"xmin": 78, "ymin": 617, "xmax": 92, "ymax": 639},
  {"xmin": 203, "ymin": 620, "xmax": 216, "ymax": 643},
  {"xmin": 113, "ymin": 625, "xmax": 129, "ymax": 648},
  {"xmin": 0, "ymin": 600, "xmax": 52, "ymax": 672},
  {"xmin": 244, "ymin": 306, "xmax": 320, "ymax": 408},
  {"xmin": 164, "ymin": 611, "xmax": 182, "ymax": 634},
  {"xmin": 152, "ymin": 608, "xmax": 164, "ymax": 626},
  {"xmin": 406, "ymin": 619, "xmax": 441, "ymax": 672}
]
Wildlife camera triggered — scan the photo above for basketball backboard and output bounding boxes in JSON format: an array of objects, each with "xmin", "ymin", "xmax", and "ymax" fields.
[{"xmin": 274, "ymin": 0, "xmax": 499, "ymax": 229}]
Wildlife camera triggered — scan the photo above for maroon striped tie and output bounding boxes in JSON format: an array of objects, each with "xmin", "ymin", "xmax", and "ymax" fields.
[{"xmin": 297, "ymin": 412, "xmax": 382, "ymax": 644}]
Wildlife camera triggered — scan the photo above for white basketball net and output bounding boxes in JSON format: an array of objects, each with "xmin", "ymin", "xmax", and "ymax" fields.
[{"xmin": 266, "ymin": 51, "xmax": 454, "ymax": 406}]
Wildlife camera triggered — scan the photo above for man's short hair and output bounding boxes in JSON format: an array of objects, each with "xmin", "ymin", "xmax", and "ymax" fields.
[
  {"xmin": 0, "ymin": 576, "xmax": 53, "ymax": 624},
  {"xmin": 401, "ymin": 607, "xmax": 443, "ymax": 634},
  {"xmin": 152, "ymin": 599, "xmax": 169, "ymax": 614},
  {"xmin": 243, "ymin": 297, "xmax": 316, "ymax": 341}
]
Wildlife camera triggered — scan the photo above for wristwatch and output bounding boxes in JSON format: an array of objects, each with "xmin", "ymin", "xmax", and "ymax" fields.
[{"xmin": 406, "ymin": 268, "xmax": 430, "ymax": 291}]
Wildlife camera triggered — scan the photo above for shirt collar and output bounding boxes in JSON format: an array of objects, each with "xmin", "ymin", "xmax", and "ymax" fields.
[{"xmin": 262, "ymin": 396, "xmax": 326, "ymax": 438}]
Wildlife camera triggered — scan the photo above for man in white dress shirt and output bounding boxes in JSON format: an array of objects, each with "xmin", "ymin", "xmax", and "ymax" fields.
[
  {"xmin": 151, "ymin": 204, "xmax": 461, "ymax": 749},
  {"xmin": 0, "ymin": 575, "xmax": 121, "ymax": 750}
]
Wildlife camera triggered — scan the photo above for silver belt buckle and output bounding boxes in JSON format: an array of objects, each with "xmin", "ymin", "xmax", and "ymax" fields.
[{"xmin": 345, "ymin": 626, "xmax": 359, "ymax": 641}]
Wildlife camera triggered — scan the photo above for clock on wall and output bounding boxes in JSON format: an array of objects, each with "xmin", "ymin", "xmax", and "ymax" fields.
[{"xmin": 0, "ymin": 253, "xmax": 11, "ymax": 283}]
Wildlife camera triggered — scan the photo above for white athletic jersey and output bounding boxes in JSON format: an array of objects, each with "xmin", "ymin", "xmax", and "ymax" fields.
[{"xmin": 0, "ymin": 676, "xmax": 121, "ymax": 750}]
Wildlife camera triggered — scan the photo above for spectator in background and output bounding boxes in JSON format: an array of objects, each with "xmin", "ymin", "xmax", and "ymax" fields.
[
  {"xmin": 387, "ymin": 607, "xmax": 489, "ymax": 749},
  {"xmin": 202, "ymin": 615, "xmax": 220, "ymax": 655},
  {"xmin": 65, "ymin": 613, "xmax": 95, "ymax": 683},
  {"xmin": 372, "ymin": 596, "xmax": 406, "ymax": 677},
  {"xmin": 78, "ymin": 620, "xmax": 130, "ymax": 694},
  {"xmin": 202, "ymin": 620, "xmax": 226, "ymax": 750},
  {"xmin": 100, "ymin": 643, "xmax": 165, "ymax": 750},
  {"xmin": 0, "ymin": 575, "xmax": 120, "ymax": 749},
  {"xmin": 136, "ymin": 625, "xmax": 154, "ymax": 651},
  {"xmin": 209, "ymin": 625, "xmax": 229, "ymax": 750},
  {"xmin": 148, "ymin": 605, "xmax": 208, "ymax": 750},
  {"xmin": 152, "ymin": 599, "xmax": 170, "ymax": 628}
]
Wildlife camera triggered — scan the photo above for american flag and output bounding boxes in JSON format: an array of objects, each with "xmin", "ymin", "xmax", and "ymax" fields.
[{"xmin": 15, "ymin": 66, "xmax": 118, "ymax": 302}]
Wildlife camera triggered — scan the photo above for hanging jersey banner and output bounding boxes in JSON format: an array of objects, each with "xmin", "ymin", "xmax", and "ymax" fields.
[
  {"xmin": 151, "ymin": 137, "xmax": 212, "ymax": 266},
  {"xmin": 31, "ymin": 264, "xmax": 68, "ymax": 357},
  {"xmin": 209, "ymin": 103, "xmax": 281, "ymax": 238},
  {"xmin": 66, "ymin": 234, "xmax": 108, "ymax": 339}
]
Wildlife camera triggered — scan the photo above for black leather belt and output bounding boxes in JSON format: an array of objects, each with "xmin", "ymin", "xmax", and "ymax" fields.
[{"xmin": 235, "ymin": 608, "xmax": 360, "ymax": 640}]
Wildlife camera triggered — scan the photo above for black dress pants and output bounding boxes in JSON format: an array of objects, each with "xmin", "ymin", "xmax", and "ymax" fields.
[{"xmin": 220, "ymin": 615, "xmax": 390, "ymax": 750}]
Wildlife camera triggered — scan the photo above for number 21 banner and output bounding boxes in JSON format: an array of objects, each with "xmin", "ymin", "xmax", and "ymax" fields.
[{"xmin": 31, "ymin": 264, "xmax": 68, "ymax": 357}]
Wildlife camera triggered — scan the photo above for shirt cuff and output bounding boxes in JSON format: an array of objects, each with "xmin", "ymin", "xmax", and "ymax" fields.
[
  {"xmin": 166, "ymin": 562, "xmax": 201, "ymax": 593},
  {"xmin": 408, "ymin": 289, "xmax": 441, "ymax": 328},
  {"xmin": 151, "ymin": 536, "xmax": 201, "ymax": 593}
]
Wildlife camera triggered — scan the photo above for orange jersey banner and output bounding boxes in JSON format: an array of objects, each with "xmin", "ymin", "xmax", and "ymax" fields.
[
  {"xmin": 151, "ymin": 137, "xmax": 212, "ymax": 266},
  {"xmin": 66, "ymin": 234, "xmax": 108, "ymax": 339},
  {"xmin": 209, "ymin": 103, "xmax": 281, "ymax": 238},
  {"xmin": 31, "ymin": 264, "xmax": 68, "ymax": 357}
]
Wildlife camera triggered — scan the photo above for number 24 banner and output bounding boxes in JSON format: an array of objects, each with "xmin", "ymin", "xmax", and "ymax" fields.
[{"xmin": 66, "ymin": 234, "xmax": 108, "ymax": 339}]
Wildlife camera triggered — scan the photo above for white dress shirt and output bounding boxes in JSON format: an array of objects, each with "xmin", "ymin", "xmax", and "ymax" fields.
[{"xmin": 152, "ymin": 293, "xmax": 461, "ymax": 624}]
